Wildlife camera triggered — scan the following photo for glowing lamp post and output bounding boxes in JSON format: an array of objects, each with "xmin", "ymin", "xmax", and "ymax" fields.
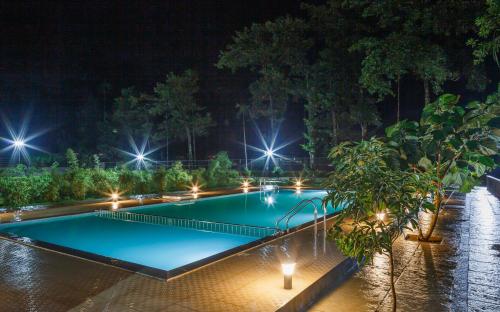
[{"xmin": 281, "ymin": 262, "xmax": 296, "ymax": 289}]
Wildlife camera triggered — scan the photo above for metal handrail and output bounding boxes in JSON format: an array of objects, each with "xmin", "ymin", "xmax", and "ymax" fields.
[
  {"xmin": 275, "ymin": 197, "xmax": 326, "ymax": 231},
  {"xmin": 96, "ymin": 210, "xmax": 280, "ymax": 238}
]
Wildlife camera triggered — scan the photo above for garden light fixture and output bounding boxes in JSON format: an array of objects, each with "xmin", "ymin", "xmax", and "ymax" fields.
[{"xmin": 281, "ymin": 262, "xmax": 296, "ymax": 289}]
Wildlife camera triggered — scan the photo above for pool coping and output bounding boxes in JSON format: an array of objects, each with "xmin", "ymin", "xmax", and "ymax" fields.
[{"xmin": 0, "ymin": 189, "xmax": 336, "ymax": 280}]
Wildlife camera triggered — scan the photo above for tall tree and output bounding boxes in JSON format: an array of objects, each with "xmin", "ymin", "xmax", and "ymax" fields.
[
  {"xmin": 235, "ymin": 103, "xmax": 251, "ymax": 170},
  {"xmin": 468, "ymin": 0, "xmax": 500, "ymax": 66},
  {"xmin": 150, "ymin": 70, "xmax": 214, "ymax": 161},
  {"xmin": 217, "ymin": 16, "xmax": 312, "ymax": 135}
]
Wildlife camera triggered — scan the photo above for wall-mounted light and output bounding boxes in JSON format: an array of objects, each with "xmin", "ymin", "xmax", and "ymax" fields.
[{"xmin": 281, "ymin": 262, "xmax": 296, "ymax": 289}]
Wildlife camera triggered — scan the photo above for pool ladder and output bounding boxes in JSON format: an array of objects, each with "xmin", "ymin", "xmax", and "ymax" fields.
[
  {"xmin": 276, "ymin": 197, "xmax": 329, "ymax": 257},
  {"xmin": 275, "ymin": 197, "xmax": 327, "ymax": 233}
]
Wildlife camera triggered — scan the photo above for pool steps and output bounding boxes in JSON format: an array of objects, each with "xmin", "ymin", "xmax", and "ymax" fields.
[{"xmin": 95, "ymin": 209, "xmax": 279, "ymax": 238}]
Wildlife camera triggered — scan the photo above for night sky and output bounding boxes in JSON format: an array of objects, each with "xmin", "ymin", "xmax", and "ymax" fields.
[
  {"xmin": 0, "ymin": 0, "xmax": 311, "ymax": 160},
  {"xmin": 0, "ymin": 1, "xmax": 497, "ymax": 162}
]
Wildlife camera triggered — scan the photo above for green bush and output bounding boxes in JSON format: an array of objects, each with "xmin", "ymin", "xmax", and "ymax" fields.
[
  {"xmin": 90, "ymin": 168, "xmax": 119, "ymax": 196},
  {"xmin": 191, "ymin": 167, "xmax": 207, "ymax": 187},
  {"xmin": 165, "ymin": 161, "xmax": 192, "ymax": 191},
  {"xmin": 205, "ymin": 151, "xmax": 240, "ymax": 187},
  {"xmin": 118, "ymin": 168, "xmax": 153, "ymax": 195},
  {"xmin": 0, "ymin": 176, "xmax": 32, "ymax": 210},
  {"xmin": 45, "ymin": 168, "xmax": 62, "ymax": 202},
  {"xmin": 153, "ymin": 166, "xmax": 168, "ymax": 195}
]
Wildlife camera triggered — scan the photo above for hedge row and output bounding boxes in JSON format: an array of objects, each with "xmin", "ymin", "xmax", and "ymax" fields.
[{"xmin": 0, "ymin": 150, "xmax": 241, "ymax": 210}]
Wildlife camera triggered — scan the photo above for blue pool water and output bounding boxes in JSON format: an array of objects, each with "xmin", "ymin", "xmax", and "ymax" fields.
[{"xmin": 0, "ymin": 189, "xmax": 331, "ymax": 272}]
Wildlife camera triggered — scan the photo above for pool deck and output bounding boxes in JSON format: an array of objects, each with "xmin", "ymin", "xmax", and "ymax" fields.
[
  {"xmin": 1, "ymin": 187, "xmax": 499, "ymax": 311},
  {"xmin": 0, "ymin": 214, "xmax": 351, "ymax": 311}
]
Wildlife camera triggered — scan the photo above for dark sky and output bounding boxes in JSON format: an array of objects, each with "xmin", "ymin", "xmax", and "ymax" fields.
[{"xmin": 0, "ymin": 0, "xmax": 310, "ymax": 160}]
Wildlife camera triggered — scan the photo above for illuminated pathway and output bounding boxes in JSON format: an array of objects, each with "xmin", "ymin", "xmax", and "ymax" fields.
[{"xmin": 309, "ymin": 187, "xmax": 500, "ymax": 312}]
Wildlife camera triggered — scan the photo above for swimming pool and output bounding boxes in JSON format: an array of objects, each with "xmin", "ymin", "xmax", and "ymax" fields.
[{"xmin": 0, "ymin": 189, "xmax": 333, "ymax": 277}]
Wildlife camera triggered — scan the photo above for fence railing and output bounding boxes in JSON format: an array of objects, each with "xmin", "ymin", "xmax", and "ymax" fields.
[
  {"xmin": 487, "ymin": 175, "xmax": 500, "ymax": 198},
  {"xmin": 95, "ymin": 209, "xmax": 279, "ymax": 238}
]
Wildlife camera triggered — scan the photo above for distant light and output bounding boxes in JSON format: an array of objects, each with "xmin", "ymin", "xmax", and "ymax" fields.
[
  {"xmin": 192, "ymin": 185, "xmax": 199, "ymax": 193},
  {"xmin": 266, "ymin": 196, "xmax": 274, "ymax": 205},
  {"xmin": 376, "ymin": 212, "xmax": 385, "ymax": 221},
  {"xmin": 243, "ymin": 187, "xmax": 249, "ymax": 193},
  {"xmin": 265, "ymin": 149, "xmax": 274, "ymax": 157},
  {"xmin": 111, "ymin": 193, "xmax": 119, "ymax": 201},
  {"xmin": 111, "ymin": 202, "xmax": 119, "ymax": 210},
  {"xmin": 282, "ymin": 262, "xmax": 296, "ymax": 289},
  {"xmin": 295, "ymin": 180, "xmax": 302, "ymax": 187},
  {"xmin": 136, "ymin": 153, "xmax": 144, "ymax": 161},
  {"xmin": 13, "ymin": 140, "xmax": 25, "ymax": 147},
  {"xmin": 295, "ymin": 188, "xmax": 302, "ymax": 195},
  {"xmin": 242, "ymin": 180, "xmax": 250, "ymax": 188},
  {"xmin": 193, "ymin": 193, "xmax": 199, "ymax": 199},
  {"xmin": 263, "ymin": 185, "xmax": 275, "ymax": 191}
]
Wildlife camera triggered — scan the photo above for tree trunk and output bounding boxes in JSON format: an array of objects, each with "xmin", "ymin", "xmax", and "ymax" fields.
[
  {"xmin": 165, "ymin": 113, "xmax": 169, "ymax": 163},
  {"xmin": 424, "ymin": 79, "xmax": 430, "ymax": 106},
  {"xmin": 396, "ymin": 74, "xmax": 401, "ymax": 122},
  {"xmin": 192, "ymin": 128, "xmax": 196, "ymax": 162},
  {"xmin": 361, "ymin": 123, "xmax": 367, "ymax": 140},
  {"xmin": 243, "ymin": 114, "xmax": 248, "ymax": 170},
  {"xmin": 422, "ymin": 189, "xmax": 442, "ymax": 241},
  {"xmin": 331, "ymin": 108, "xmax": 338, "ymax": 146},
  {"xmin": 269, "ymin": 95, "xmax": 274, "ymax": 135},
  {"xmin": 186, "ymin": 127, "xmax": 192, "ymax": 162},
  {"xmin": 421, "ymin": 152, "xmax": 442, "ymax": 241},
  {"xmin": 389, "ymin": 250, "xmax": 397, "ymax": 312}
]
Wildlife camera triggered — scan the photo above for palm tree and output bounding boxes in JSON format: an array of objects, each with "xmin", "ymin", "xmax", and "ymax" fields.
[{"xmin": 236, "ymin": 103, "xmax": 250, "ymax": 170}]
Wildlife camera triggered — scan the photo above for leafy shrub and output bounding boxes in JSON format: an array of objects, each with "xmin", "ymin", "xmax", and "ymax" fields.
[
  {"xmin": 191, "ymin": 167, "xmax": 207, "ymax": 187},
  {"xmin": 90, "ymin": 168, "xmax": 119, "ymax": 196},
  {"xmin": 45, "ymin": 167, "xmax": 63, "ymax": 202},
  {"xmin": 135, "ymin": 170, "xmax": 153, "ymax": 194},
  {"xmin": 205, "ymin": 151, "xmax": 239, "ymax": 187},
  {"xmin": 272, "ymin": 166, "xmax": 284, "ymax": 177},
  {"xmin": 118, "ymin": 168, "xmax": 137, "ymax": 194},
  {"xmin": 0, "ymin": 176, "xmax": 32, "ymax": 210},
  {"xmin": 165, "ymin": 161, "xmax": 192, "ymax": 191},
  {"xmin": 67, "ymin": 169, "xmax": 92, "ymax": 200},
  {"xmin": 153, "ymin": 166, "xmax": 168, "ymax": 195}
]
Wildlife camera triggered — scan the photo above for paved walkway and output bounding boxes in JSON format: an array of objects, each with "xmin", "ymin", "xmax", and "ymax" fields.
[{"xmin": 309, "ymin": 187, "xmax": 500, "ymax": 312}]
